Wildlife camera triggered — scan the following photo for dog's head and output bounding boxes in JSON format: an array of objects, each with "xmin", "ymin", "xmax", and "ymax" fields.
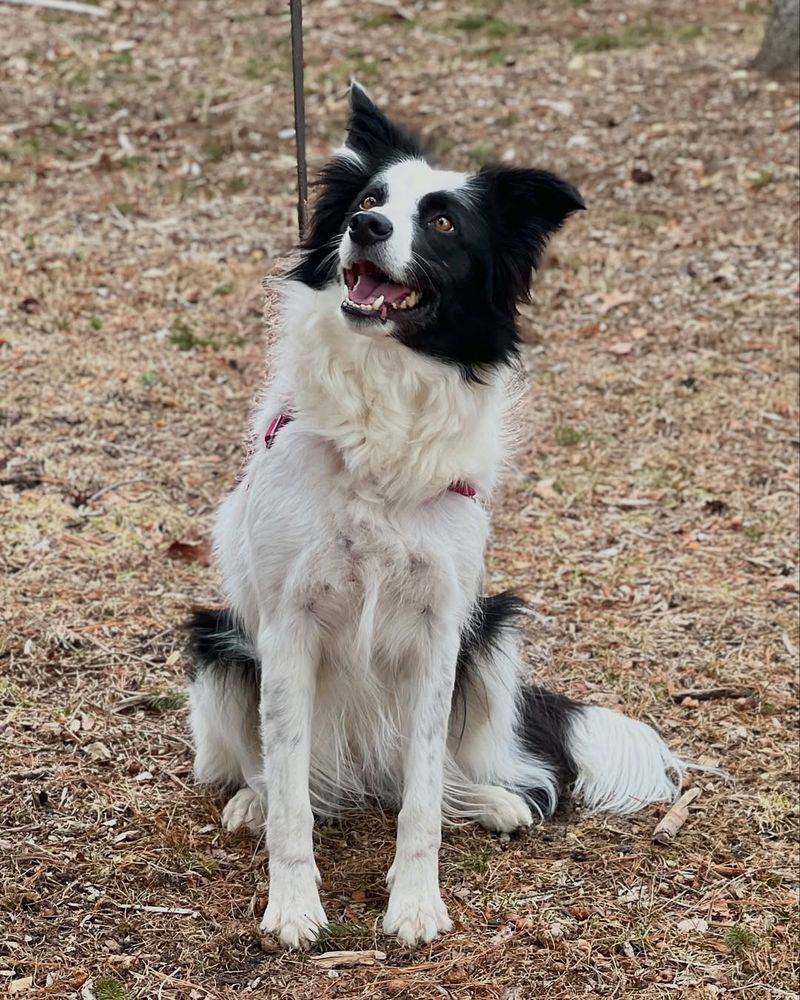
[{"xmin": 288, "ymin": 83, "xmax": 584, "ymax": 377}]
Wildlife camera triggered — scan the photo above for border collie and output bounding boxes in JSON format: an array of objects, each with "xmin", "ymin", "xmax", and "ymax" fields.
[{"xmin": 187, "ymin": 83, "xmax": 685, "ymax": 949}]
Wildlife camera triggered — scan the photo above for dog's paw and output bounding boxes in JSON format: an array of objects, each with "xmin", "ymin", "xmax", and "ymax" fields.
[
  {"xmin": 474, "ymin": 787, "xmax": 533, "ymax": 834},
  {"xmin": 260, "ymin": 865, "xmax": 327, "ymax": 949},
  {"xmin": 383, "ymin": 889, "xmax": 452, "ymax": 946},
  {"xmin": 221, "ymin": 787, "xmax": 266, "ymax": 835}
]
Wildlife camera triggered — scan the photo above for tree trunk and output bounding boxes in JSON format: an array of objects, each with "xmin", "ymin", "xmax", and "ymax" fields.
[{"xmin": 751, "ymin": 0, "xmax": 800, "ymax": 78}]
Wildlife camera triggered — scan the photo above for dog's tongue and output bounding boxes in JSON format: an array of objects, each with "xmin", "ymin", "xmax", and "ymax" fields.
[{"xmin": 351, "ymin": 273, "xmax": 412, "ymax": 306}]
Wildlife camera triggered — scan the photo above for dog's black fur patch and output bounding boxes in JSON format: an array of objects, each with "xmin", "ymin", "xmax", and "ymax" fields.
[
  {"xmin": 518, "ymin": 685, "xmax": 580, "ymax": 816},
  {"xmin": 186, "ymin": 607, "xmax": 259, "ymax": 688},
  {"xmin": 455, "ymin": 591, "xmax": 580, "ymax": 816},
  {"xmin": 455, "ymin": 591, "xmax": 528, "ymax": 690}
]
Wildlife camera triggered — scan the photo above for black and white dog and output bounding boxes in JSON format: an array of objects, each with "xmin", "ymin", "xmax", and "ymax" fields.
[{"xmin": 187, "ymin": 84, "xmax": 685, "ymax": 949}]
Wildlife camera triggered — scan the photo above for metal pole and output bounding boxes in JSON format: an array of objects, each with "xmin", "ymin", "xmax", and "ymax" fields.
[{"xmin": 288, "ymin": 0, "xmax": 308, "ymax": 236}]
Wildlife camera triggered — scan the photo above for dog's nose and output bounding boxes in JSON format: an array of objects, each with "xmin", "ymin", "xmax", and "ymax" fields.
[{"xmin": 348, "ymin": 211, "xmax": 393, "ymax": 246}]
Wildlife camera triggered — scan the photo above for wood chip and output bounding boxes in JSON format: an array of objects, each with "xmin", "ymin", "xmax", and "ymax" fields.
[{"xmin": 653, "ymin": 787, "xmax": 701, "ymax": 845}]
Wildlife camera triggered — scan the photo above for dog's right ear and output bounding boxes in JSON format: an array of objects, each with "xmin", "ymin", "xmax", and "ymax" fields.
[{"xmin": 345, "ymin": 81, "xmax": 424, "ymax": 166}]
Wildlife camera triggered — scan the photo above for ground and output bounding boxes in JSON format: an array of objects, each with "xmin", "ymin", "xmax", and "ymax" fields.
[{"xmin": 1, "ymin": 0, "xmax": 798, "ymax": 997}]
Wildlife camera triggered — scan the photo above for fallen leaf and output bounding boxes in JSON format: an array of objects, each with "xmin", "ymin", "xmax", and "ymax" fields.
[
  {"xmin": 84, "ymin": 741, "xmax": 112, "ymax": 762},
  {"xmin": 631, "ymin": 166, "xmax": 655, "ymax": 184},
  {"xmin": 677, "ymin": 917, "xmax": 709, "ymax": 934},
  {"xmin": 166, "ymin": 540, "xmax": 211, "ymax": 565}
]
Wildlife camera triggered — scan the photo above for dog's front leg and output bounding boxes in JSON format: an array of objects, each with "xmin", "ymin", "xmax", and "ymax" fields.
[
  {"xmin": 258, "ymin": 623, "xmax": 326, "ymax": 949},
  {"xmin": 383, "ymin": 622, "xmax": 459, "ymax": 946}
]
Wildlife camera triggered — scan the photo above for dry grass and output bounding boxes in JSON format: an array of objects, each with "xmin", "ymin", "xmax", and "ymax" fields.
[{"xmin": 1, "ymin": 0, "xmax": 798, "ymax": 997}]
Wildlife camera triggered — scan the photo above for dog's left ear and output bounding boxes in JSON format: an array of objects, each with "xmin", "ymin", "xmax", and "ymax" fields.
[
  {"xmin": 480, "ymin": 165, "xmax": 585, "ymax": 311},
  {"xmin": 345, "ymin": 81, "xmax": 424, "ymax": 165}
]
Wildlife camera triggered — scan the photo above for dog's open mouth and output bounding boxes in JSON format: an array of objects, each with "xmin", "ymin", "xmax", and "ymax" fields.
[{"xmin": 342, "ymin": 260, "xmax": 425, "ymax": 324}]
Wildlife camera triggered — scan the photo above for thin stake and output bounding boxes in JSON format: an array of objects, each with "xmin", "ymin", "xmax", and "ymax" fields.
[{"xmin": 289, "ymin": 0, "xmax": 308, "ymax": 236}]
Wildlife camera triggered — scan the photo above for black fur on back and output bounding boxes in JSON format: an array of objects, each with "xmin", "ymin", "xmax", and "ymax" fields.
[
  {"xmin": 455, "ymin": 591, "xmax": 581, "ymax": 816},
  {"xmin": 454, "ymin": 591, "xmax": 528, "ymax": 701},
  {"xmin": 185, "ymin": 607, "xmax": 259, "ymax": 690}
]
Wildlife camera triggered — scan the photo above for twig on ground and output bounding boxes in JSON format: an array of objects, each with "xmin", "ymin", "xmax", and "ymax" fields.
[
  {"xmin": 670, "ymin": 686, "xmax": 756, "ymax": 702},
  {"xmin": 653, "ymin": 787, "xmax": 701, "ymax": 845},
  {"xmin": 312, "ymin": 951, "xmax": 387, "ymax": 969},
  {"xmin": 0, "ymin": 0, "xmax": 108, "ymax": 16},
  {"xmin": 105, "ymin": 901, "xmax": 198, "ymax": 916},
  {"xmin": 80, "ymin": 477, "xmax": 147, "ymax": 506}
]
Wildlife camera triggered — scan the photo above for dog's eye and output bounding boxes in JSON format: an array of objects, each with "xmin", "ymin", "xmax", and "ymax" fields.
[
  {"xmin": 430, "ymin": 215, "xmax": 455, "ymax": 234},
  {"xmin": 360, "ymin": 194, "xmax": 379, "ymax": 211}
]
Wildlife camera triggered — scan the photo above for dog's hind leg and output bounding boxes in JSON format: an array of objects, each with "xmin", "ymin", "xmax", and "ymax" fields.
[
  {"xmin": 221, "ymin": 786, "xmax": 266, "ymax": 834},
  {"xmin": 448, "ymin": 594, "xmax": 563, "ymax": 823},
  {"xmin": 443, "ymin": 773, "xmax": 534, "ymax": 833},
  {"xmin": 186, "ymin": 608, "xmax": 265, "ymax": 832},
  {"xmin": 450, "ymin": 593, "xmax": 686, "ymax": 821}
]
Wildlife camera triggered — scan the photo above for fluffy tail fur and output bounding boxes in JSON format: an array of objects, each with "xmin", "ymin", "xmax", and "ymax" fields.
[{"xmin": 517, "ymin": 685, "xmax": 684, "ymax": 815}]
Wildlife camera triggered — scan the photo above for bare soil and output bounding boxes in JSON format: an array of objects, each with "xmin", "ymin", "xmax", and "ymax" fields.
[{"xmin": 1, "ymin": 1, "xmax": 798, "ymax": 997}]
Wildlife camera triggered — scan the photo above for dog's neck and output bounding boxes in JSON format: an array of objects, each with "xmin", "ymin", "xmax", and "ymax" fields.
[{"xmin": 263, "ymin": 281, "xmax": 514, "ymax": 507}]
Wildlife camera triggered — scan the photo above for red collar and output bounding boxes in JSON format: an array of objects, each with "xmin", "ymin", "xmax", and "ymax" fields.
[{"xmin": 265, "ymin": 413, "xmax": 477, "ymax": 500}]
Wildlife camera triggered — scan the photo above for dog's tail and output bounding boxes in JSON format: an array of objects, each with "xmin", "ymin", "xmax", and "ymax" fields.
[
  {"xmin": 456, "ymin": 593, "xmax": 686, "ymax": 818},
  {"xmin": 517, "ymin": 684, "xmax": 685, "ymax": 816},
  {"xmin": 186, "ymin": 608, "xmax": 262, "ymax": 788}
]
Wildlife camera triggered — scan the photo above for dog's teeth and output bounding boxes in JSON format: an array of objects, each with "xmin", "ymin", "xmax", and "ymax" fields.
[{"xmin": 372, "ymin": 295, "xmax": 384, "ymax": 310}]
